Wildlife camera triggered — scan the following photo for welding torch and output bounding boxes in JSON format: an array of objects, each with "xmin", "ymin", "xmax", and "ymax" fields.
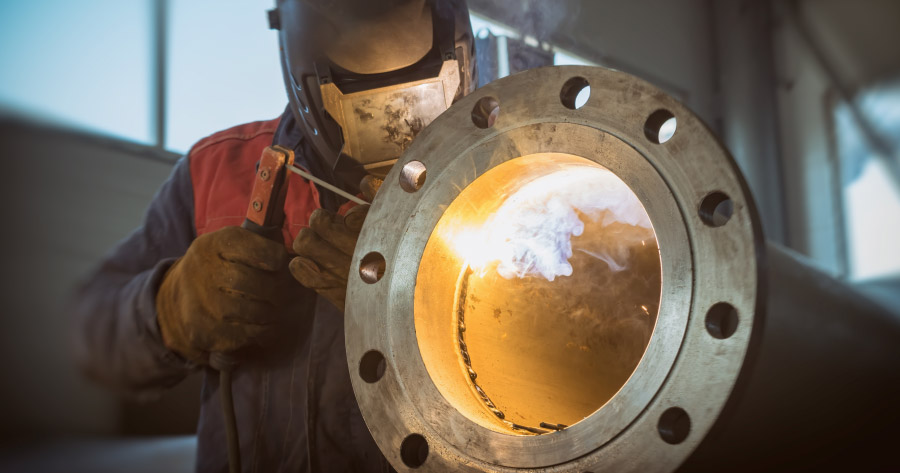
[{"xmin": 210, "ymin": 145, "xmax": 367, "ymax": 473}]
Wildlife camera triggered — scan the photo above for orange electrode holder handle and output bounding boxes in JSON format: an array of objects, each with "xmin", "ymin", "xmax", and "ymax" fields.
[{"xmin": 241, "ymin": 145, "xmax": 295, "ymax": 241}]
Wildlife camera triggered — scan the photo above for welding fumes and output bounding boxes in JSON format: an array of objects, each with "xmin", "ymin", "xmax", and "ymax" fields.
[{"xmin": 449, "ymin": 165, "xmax": 654, "ymax": 281}]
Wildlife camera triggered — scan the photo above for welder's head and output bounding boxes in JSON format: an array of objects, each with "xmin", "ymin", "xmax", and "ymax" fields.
[{"xmin": 271, "ymin": 0, "xmax": 477, "ymax": 189}]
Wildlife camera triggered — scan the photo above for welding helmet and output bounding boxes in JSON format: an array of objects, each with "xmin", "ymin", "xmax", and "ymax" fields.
[{"xmin": 270, "ymin": 0, "xmax": 477, "ymax": 190}]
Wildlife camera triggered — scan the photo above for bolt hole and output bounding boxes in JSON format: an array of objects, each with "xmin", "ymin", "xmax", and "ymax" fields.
[
  {"xmin": 359, "ymin": 350, "xmax": 386, "ymax": 383},
  {"xmin": 658, "ymin": 407, "xmax": 691, "ymax": 444},
  {"xmin": 400, "ymin": 160, "xmax": 427, "ymax": 193},
  {"xmin": 644, "ymin": 109, "xmax": 677, "ymax": 144},
  {"xmin": 560, "ymin": 77, "xmax": 591, "ymax": 110},
  {"xmin": 359, "ymin": 252, "xmax": 386, "ymax": 284},
  {"xmin": 705, "ymin": 303, "xmax": 739, "ymax": 339},
  {"xmin": 400, "ymin": 434, "xmax": 429, "ymax": 468},
  {"xmin": 699, "ymin": 191, "xmax": 734, "ymax": 227},
  {"xmin": 471, "ymin": 96, "xmax": 500, "ymax": 129}
]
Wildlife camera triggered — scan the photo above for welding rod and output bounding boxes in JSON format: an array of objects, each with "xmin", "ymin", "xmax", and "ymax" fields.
[
  {"xmin": 539, "ymin": 422, "xmax": 568, "ymax": 431},
  {"xmin": 286, "ymin": 164, "xmax": 369, "ymax": 206}
]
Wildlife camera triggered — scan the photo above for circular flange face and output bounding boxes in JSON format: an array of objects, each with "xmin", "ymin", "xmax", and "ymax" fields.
[{"xmin": 345, "ymin": 66, "xmax": 763, "ymax": 472}]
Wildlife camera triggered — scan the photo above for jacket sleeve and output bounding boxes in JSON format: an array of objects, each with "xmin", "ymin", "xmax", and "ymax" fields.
[{"xmin": 71, "ymin": 156, "xmax": 198, "ymax": 400}]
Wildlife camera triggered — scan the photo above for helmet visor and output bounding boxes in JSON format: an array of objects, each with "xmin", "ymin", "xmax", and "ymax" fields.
[{"xmin": 320, "ymin": 60, "xmax": 461, "ymax": 175}]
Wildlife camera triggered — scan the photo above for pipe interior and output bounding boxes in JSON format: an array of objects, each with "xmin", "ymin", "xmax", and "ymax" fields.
[{"xmin": 414, "ymin": 153, "xmax": 662, "ymax": 435}]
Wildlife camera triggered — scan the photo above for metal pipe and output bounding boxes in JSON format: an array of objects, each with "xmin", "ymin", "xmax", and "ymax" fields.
[
  {"xmin": 680, "ymin": 243, "xmax": 900, "ymax": 472},
  {"xmin": 342, "ymin": 65, "xmax": 900, "ymax": 472}
]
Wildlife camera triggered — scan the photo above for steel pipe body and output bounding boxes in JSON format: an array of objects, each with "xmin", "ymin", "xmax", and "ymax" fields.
[{"xmin": 681, "ymin": 243, "xmax": 900, "ymax": 472}]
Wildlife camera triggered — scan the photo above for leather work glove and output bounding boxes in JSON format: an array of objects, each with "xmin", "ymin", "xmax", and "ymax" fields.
[
  {"xmin": 156, "ymin": 226, "xmax": 300, "ymax": 365},
  {"xmin": 289, "ymin": 175, "xmax": 381, "ymax": 311}
]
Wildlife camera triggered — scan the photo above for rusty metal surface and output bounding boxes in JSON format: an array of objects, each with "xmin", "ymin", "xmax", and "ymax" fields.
[{"xmin": 344, "ymin": 65, "xmax": 763, "ymax": 471}]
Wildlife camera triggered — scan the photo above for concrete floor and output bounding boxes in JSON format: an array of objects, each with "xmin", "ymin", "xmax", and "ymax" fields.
[{"xmin": 0, "ymin": 436, "xmax": 196, "ymax": 473}]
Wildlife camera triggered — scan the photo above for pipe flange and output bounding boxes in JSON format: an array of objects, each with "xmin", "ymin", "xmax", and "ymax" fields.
[{"xmin": 345, "ymin": 66, "xmax": 763, "ymax": 472}]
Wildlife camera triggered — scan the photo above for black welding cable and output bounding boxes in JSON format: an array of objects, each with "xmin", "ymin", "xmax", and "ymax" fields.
[
  {"xmin": 220, "ymin": 369, "xmax": 241, "ymax": 473},
  {"xmin": 211, "ymin": 353, "xmax": 241, "ymax": 473}
]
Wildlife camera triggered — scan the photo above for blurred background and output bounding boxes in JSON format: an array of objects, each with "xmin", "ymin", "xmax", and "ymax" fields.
[{"xmin": 0, "ymin": 0, "xmax": 898, "ymax": 471}]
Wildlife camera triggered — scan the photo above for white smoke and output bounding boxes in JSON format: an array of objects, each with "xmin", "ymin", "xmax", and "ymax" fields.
[{"xmin": 462, "ymin": 167, "xmax": 651, "ymax": 281}]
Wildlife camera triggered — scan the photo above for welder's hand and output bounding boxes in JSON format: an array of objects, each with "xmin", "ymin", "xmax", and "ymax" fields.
[
  {"xmin": 359, "ymin": 175, "xmax": 382, "ymax": 201},
  {"xmin": 288, "ymin": 175, "xmax": 380, "ymax": 311},
  {"xmin": 289, "ymin": 205, "xmax": 368, "ymax": 311},
  {"xmin": 156, "ymin": 226, "xmax": 299, "ymax": 365}
]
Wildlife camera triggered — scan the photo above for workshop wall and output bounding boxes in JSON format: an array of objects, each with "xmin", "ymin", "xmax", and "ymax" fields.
[
  {"xmin": 0, "ymin": 117, "xmax": 201, "ymax": 441},
  {"xmin": 469, "ymin": 0, "xmax": 719, "ymax": 123}
]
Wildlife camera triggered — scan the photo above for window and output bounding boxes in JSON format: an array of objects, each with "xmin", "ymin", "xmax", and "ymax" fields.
[
  {"xmin": 0, "ymin": 5, "xmax": 599, "ymax": 155},
  {"xmin": 553, "ymin": 49, "xmax": 596, "ymax": 67},
  {"xmin": 0, "ymin": 0, "xmax": 153, "ymax": 144},
  {"xmin": 165, "ymin": 0, "xmax": 286, "ymax": 153},
  {"xmin": 835, "ymin": 80, "xmax": 900, "ymax": 280}
]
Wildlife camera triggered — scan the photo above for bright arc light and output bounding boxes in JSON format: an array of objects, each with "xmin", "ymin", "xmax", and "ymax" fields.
[{"xmin": 449, "ymin": 166, "xmax": 652, "ymax": 281}]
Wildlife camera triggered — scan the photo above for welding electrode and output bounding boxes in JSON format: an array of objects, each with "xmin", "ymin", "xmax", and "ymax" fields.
[
  {"xmin": 286, "ymin": 163, "xmax": 369, "ymax": 206},
  {"xmin": 210, "ymin": 145, "xmax": 295, "ymax": 473}
]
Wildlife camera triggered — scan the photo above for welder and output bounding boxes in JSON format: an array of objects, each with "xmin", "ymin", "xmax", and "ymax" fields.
[{"xmin": 71, "ymin": 1, "xmax": 477, "ymax": 471}]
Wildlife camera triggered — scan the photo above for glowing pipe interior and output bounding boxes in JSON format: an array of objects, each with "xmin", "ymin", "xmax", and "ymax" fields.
[{"xmin": 414, "ymin": 153, "xmax": 662, "ymax": 435}]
